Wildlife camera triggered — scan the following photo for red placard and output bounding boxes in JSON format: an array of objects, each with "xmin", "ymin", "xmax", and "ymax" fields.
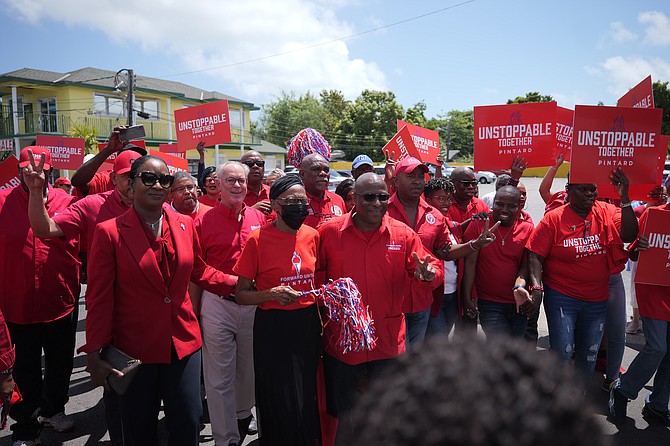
[
  {"xmin": 617, "ymin": 75, "xmax": 654, "ymax": 109},
  {"xmin": 624, "ymin": 135, "xmax": 669, "ymax": 201},
  {"xmin": 35, "ymin": 135, "xmax": 85, "ymax": 170},
  {"xmin": 159, "ymin": 143, "xmax": 186, "ymax": 159},
  {"xmin": 396, "ymin": 120, "xmax": 440, "ymax": 164},
  {"xmin": 150, "ymin": 150, "xmax": 189, "ymax": 175},
  {"xmin": 555, "ymin": 107, "xmax": 574, "ymax": 162},
  {"xmin": 0, "ymin": 155, "xmax": 20, "ymax": 190},
  {"xmin": 570, "ymin": 105, "xmax": 663, "ymax": 197},
  {"xmin": 174, "ymin": 100, "xmax": 231, "ymax": 150},
  {"xmin": 474, "ymin": 102, "xmax": 557, "ymax": 171},
  {"xmin": 636, "ymin": 208, "xmax": 670, "ymax": 286},
  {"xmin": 382, "ymin": 126, "xmax": 421, "ymax": 162}
]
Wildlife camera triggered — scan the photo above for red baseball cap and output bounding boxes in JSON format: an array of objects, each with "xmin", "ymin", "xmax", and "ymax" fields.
[
  {"xmin": 395, "ymin": 157, "xmax": 428, "ymax": 176},
  {"xmin": 54, "ymin": 177, "xmax": 71, "ymax": 186},
  {"xmin": 19, "ymin": 146, "xmax": 52, "ymax": 170},
  {"xmin": 113, "ymin": 150, "xmax": 141, "ymax": 175}
]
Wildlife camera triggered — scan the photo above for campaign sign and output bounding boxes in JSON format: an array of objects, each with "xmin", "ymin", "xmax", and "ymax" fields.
[
  {"xmin": 570, "ymin": 105, "xmax": 663, "ymax": 195},
  {"xmin": 555, "ymin": 107, "xmax": 574, "ymax": 162},
  {"xmin": 382, "ymin": 126, "xmax": 421, "ymax": 162},
  {"xmin": 396, "ymin": 120, "xmax": 440, "ymax": 164},
  {"xmin": 159, "ymin": 143, "xmax": 186, "ymax": 159},
  {"xmin": 636, "ymin": 208, "xmax": 670, "ymax": 287},
  {"xmin": 0, "ymin": 138, "xmax": 13, "ymax": 152},
  {"xmin": 174, "ymin": 100, "xmax": 231, "ymax": 150},
  {"xmin": 35, "ymin": 135, "xmax": 85, "ymax": 170},
  {"xmin": 150, "ymin": 149, "xmax": 189, "ymax": 174},
  {"xmin": 0, "ymin": 155, "xmax": 20, "ymax": 191},
  {"xmin": 625, "ymin": 135, "xmax": 669, "ymax": 201},
  {"xmin": 617, "ymin": 75, "xmax": 654, "ymax": 109},
  {"xmin": 474, "ymin": 102, "xmax": 557, "ymax": 171}
]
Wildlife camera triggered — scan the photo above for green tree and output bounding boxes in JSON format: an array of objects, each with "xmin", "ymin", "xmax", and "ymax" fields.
[
  {"xmin": 507, "ymin": 92, "xmax": 555, "ymax": 104},
  {"xmin": 255, "ymin": 91, "xmax": 326, "ymax": 147},
  {"xmin": 320, "ymin": 89, "xmax": 349, "ymax": 137},
  {"xmin": 68, "ymin": 123, "xmax": 99, "ymax": 154},
  {"xmin": 653, "ymin": 81, "xmax": 670, "ymax": 154},
  {"xmin": 442, "ymin": 109, "xmax": 475, "ymax": 157},
  {"xmin": 404, "ymin": 101, "xmax": 428, "ymax": 127}
]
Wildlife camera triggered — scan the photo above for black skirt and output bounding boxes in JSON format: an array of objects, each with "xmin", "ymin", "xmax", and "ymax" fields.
[{"xmin": 254, "ymin": 304, "xmax": 322, "ymax": 446}]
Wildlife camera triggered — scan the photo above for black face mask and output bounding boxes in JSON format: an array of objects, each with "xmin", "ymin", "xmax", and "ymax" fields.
[{"xmin": 281, "ymin": 203, "xmax": 309, "ymax": 230}]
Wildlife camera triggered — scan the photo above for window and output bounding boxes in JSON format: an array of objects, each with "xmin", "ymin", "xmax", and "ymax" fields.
[
  {"xmin": 94, "ymin": 94, "xmax": 125, "ymax": 117},
  {"xmin": 8, "ymin": 97, "xmax": 24, "ymax": 119},
  {"xmin": 135, "ymin": 99, "xmax": 159, "ymax": 120},
  {"xmin": 230, "ymin": 108, "xmax": 243, "ymax": 129}
]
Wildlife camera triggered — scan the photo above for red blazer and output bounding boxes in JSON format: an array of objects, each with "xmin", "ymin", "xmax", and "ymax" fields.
[
  {"xmin": 81, "ymin": 207, "xmax": 236, "ymax": 364},
  {"xmin": 0, "ymin": 308, "xmax": 14, "ymax": 372}
]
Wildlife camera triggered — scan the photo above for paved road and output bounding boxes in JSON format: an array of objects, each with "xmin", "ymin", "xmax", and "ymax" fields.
[{"xmin": 1, "ymin": 177, "xmax": 669, "ymax": 445}]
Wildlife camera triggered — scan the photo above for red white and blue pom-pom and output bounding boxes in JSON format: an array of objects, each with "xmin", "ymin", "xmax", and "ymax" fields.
[
  {"xmin": 286, "ymin": 128, "xmax": 332, "ymax": 167},
  {"xmin": 308, "ymin": 278, "xmax": 376, "ymax": 354}
]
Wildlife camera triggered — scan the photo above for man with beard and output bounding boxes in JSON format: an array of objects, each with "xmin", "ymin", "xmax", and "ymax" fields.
[
  {"xmin": 299, "ymin": 153, "xmax": 345, "ymax": 228},
  {"xmin": 461, "ymin": 186, "xmax": 534, "ymax": 338},
  {"xmin": 169, "ymin": 172, "xmax": 211, "ymax": 219}
]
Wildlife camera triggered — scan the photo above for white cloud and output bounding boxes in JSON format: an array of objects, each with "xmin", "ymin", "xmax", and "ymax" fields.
[
  {"xmin": 609, "ymin": 21, "xmax": 638, "ymax": 43},
  {"xmin": 639, "ymin": 11, "xmax": 670, "ymax": 46},
  {"xmin": 550, "ymin": 92, "xmax": 587, "ymax": 109},
  {"xmin": 2, "ymin": 0, "xmax": 387, "ymax": 101},
  {"xmin": 600, "ymin": 56, "xmax": 670, "ymax": 95}
]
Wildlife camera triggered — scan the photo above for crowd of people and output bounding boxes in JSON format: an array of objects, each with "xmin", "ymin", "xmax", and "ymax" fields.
[{"xmin": 0, "ymin": 125, "xmax": 669, "ymax": 446}]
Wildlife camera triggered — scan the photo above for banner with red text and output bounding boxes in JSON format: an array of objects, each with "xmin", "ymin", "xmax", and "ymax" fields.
[
  {"xmin": 636, "ymin": 208, "xmax": 670, "ymax": 286},
  {"xmin": 617, "ymin": 75, "xmax": 654, "ymax": 109},
  {"xmin": 150, "ymin": 149, "xmax": 189, "ymax": 174},
  {"xmin": 0, "ymin": 155, "xmax": 20, "ymax": 190},
  {"xmin": 35, "ymin": 135, "xmax": 85, "ymax": 170},
  {"xmin": 382, "ymin": 126, "xmax": 421, "ymax": 162},
  {"xmin": 474, "ymin": 102, "xmax": 557, "ymax": 171},
  {"xmin": 396, "ymin": 120, "xmax": 440, "ymax": 164},
  {"xmin": 569, "ymin": 105, "xmax": 663, "ymax": 197},
  {"xmin": 159, "ymin": 143, "xmax": 186, "ymax": 159},
  {"xmin": 555, "ymin": 107, "xmax": 574, "ymax": 162},
  {"xmin": 174, "ymin": 100, "xmax": 231, "ymax": 150}
]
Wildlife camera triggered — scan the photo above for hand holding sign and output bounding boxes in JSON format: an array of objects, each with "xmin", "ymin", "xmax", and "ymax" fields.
[
  {"xmin": 22, "ymin": 149, "xmax": 47, "ymax": 191},
  {"xmin": 609, "ymin": 167, "xmax": 630, "ymax": 201},
  {"xmin": 510, "ymin": 155, "xmax": 528, "ymax": 180},
  {"xmin": 412, "ymin": 253, "xmax": 436, "ymax": 282}
]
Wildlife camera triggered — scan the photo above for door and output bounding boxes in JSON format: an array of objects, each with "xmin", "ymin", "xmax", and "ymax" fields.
[{"xmin": 38, "ymin": 98, "xmax": 58, "ymax": 133}]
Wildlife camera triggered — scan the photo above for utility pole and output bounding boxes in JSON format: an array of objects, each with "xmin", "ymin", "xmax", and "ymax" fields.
[{"xmin": 126, "ymin": 69, "xmax": 135, "ymax": 126}]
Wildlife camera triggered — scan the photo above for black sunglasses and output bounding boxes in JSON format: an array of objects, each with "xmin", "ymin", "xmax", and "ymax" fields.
[
  {"xmin": 356, "ymin": 193, "xmax": 390, "ymax": 202},
  {"xmin": 243, "ymin": 160, "xmax": 265, "ymax": 168},
  {"xmin": 457, "ymin": 180, "xmax": 479, "ymax": 187},
  {"xmin": 138, "ymin": 172, "xmax": 175, "ymax": 189}
]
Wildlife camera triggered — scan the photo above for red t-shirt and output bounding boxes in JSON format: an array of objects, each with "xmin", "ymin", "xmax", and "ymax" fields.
[
  {"xmin": 173, "ymin": 202, "xmax": 212, "ymax": 220},
  {"xmin": 304, "ymin": 190, "xmax": 346, "ymax": 229},
  {"xmin": 233, "ymin": 223, "xmax": 319, "ymax": 310},
  {"xmin": 464, "ymin": 218, "xmax": 534, "ymax": 304},
  {"xmin": 198, "ymin": 194, "xmax": 220, "ymax": 208},
  {"xmin": 0, "ymin": 185, "xmax": 80, "ymax": 324},
  {"xmin": 633, "ymin": 204, "xmax": 670, "ymax": 321},
  {"xmin": 87, "ymin": 170, "xmax": 114, "ymax": 195},
  {"xmin": 544, "ymin": 191, "xmax": 567, "ymax": 214},
  {"xmin": 387, "ymin": 194, "xmax": 449, "ymax": 312},
  {"xmin": 526, "ymin": 203, "xmax": 626, "ymax": 301}
]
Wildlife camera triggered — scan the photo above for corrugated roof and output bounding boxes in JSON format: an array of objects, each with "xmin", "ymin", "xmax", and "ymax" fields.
[{"xmin": 0, "ymin": 67, "xmax": 257, "ymax": 109}]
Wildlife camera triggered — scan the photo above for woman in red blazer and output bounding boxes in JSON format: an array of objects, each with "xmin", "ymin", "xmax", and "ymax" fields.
[{"xmin": 80, "ymin": 155, "xmax": 235, "ymax": 446}]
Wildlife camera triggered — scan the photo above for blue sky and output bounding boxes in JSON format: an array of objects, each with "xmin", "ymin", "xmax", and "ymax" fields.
[{"xmin": 1, "ymin": 0, "xmax": 669, "ymax": 120}]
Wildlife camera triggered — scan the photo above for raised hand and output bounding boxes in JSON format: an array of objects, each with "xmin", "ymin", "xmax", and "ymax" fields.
[
  {"xmin": 196, "ymin": 140, "xmax": 206, "ymax": 156},
  {"xmin": 510, "ymin": 155, "xmax": 528, "ymax": 180},
  {"xmin": 609, "ymin": 167, "xmax": 630, "ymax": 200},
  {"xmin": 412, "ymin": 252, "xmax": 436, "ymax": 282},
  {"xmin": 554, "ymin": 153, "xmax": 564, "ymax": 168},
  {"xmin": 384, "ymin": 150, "xmax": 397, "ymax": 181},
  {"xmin": 21, "ymin": 149, "xmax": 47, "ymax": 191},
  {"xmin": 472, "ymin": 218, "xmax": 500, "ymax": 249}
]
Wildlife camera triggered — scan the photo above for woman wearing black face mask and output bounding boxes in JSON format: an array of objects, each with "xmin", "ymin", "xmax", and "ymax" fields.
[{"xmin": 233, "ymin": 175, "xmax": 322, "ymax": 446}]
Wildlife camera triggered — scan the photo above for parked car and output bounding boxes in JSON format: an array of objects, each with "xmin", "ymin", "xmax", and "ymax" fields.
[
  {"xmin": 336, "ymin": 170, "xmax": 353, "ymax": 178},
  {"xmin": 464, "ymin": 166, "xmax": 496, "ymax": 184},
  {"xmin": 663, "ymin": 159, "xmax": 670, "ymax": 185},
  {"xmin": 328, "ymin": 169, "xmax": 348, "ymax": 190},
  {"xmin": 428, "ymin": 163, "xmax": 455, "ymax": 178}
]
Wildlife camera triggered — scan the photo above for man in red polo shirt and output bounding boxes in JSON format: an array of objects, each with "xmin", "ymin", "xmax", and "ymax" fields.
[
  {"xmin": 318, "ymin": 172, "xmax": 442, "ymax": 441},
  {"xmin": 169, "ymin": 171, "xmax": 211, "ymax": 220},
  {"xmin": 241, "ymin": 150, "xmax": 271, "ymax": 212},
  {"xmin": 1, "ymin": 147, "xmax": 80, "ymax": 445},
  {"xmin": 448, "ymin": 166, "xmax": 489, "ymax": 236},
  {"xmin": 299, "ymin": 153, "xmax": 345, "ymax": 228},
  {"xmin": 194, "ymin": 161, "xmax": 266, "ymax": 446}
]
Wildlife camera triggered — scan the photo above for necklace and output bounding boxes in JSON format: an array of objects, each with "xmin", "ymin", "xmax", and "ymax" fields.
[
  {"xmin": 496, "ymin": 224, "xmax": 514, "ymax": 246},
  {"xmin": 145, "ymin": 214, "xmax": 163, "ymax": 231}
]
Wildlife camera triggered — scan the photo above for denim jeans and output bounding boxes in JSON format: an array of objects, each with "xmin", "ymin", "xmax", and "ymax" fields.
[
  {"xmin": 544, "ymin": 286, "xmax": 607, "ymax": 389},
  {"xmin": 427, "ymin": 292, "xmax": 459, "ymax": 337},
  {"xmin": 478, "ymin": 299, "xmax": 528, "ymax": 339},
  {"xmin": 619, "ymin": 317, "xmax": 670, "ymax": 412},
  {"xmin": 405, "ymin": 308, "xmax": 430, "ymax": 350},
  {"xmin": 605, "ymin": 273, "xmax": 626, "ymax": 381}
]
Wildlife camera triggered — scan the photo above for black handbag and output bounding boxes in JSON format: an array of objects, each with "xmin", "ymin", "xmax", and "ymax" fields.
[{"xmin": 100, "ymin": 345, "xmax": 141, "ymax": 395}]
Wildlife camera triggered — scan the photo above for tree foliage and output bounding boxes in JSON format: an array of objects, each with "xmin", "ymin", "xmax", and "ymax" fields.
[
  {"xmin": 653, "ymin": 81, "xmax": 670, "ymax": 150},
  {"xmin": 507, "ymin": 92, "xmax": 555, "ymax": 104},
  {"xmin": 68, "ymin": 123, "xmax": 99, "ymax": 154}
]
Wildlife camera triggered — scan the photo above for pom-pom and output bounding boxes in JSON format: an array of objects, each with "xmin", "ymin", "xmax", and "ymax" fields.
[{"xmin": 286, "ymin": 128, "xmax": 331, "ymax": 167}]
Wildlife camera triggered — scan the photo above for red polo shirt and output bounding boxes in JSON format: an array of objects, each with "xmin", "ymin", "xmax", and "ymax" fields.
[
  {"xmin": 53, "ymin": 189, "xmax": 130, "ymax": 252},
  {"xmin": 87, "ymin": 170, "xmax": 114, "ymax": 195},
  {"xmin": 526, "ymin": 203, "xmax": 627, "ymax": 302},
  {"xmin": 244, "ymin": 183, "xmax": 270, "ymax": 207},
  {"xmin": 304, "ymin": 190, "xmax": 346, "ymax": 229},
  {"xmin": 447, "ymin": 197, "xmax": 488, "ymax": 224},
  {"xmin": 198, "ymin": 194, "xmax": 220, "ymax": 208},
  {"xmin": 387, "ymin": 194, "xmax": 449, "ymax": 313},
  {"xmin": 174, "ymin": 202, "xmax": 212, "ymax": 220},
  {"xmin": 317, "ymin": 214, "xmax": 443, "ymax": 365},
  {"xmin": 195, "ymin": 203, "xmax": 266, "ymax": 297},
  {"xmin": 0, "ymin": 185, "xmax": 80, "ymax": 324},
  {"xmin": 463, "ymin": 218, "xmax": 534, "ymax": 304}
]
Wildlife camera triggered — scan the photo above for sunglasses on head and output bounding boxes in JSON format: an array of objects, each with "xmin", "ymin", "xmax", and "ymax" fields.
[
  {"xmin": 356, "ymin": 193, "xmax": 390, "ymax": 202},
  {"xmin": 138, "ymin": 172, "xmax": 174, "ymax": 189},
  {"xmin": 243, "ymin": 160, "xmax": 265, "ymax": 168}
]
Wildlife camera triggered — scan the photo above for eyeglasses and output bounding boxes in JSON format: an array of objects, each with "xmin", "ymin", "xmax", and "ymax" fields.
[
  {"xmin": 138, "ymin": 172, "xmax": 174, "ymax": 189},
  {"xmin": 356, "ymin": 193, "xmax": 390, "ymax": 202},
  {"xmin": 434, "ymin": 195, "xmax": 454, "ymax": 203},
  {"xmin": 243, "ymin": 160, "xmax": 265, "ymax": 168},
  {"xmin": 275, "ymin": 198, "xmax": 309, "ymax": 206},
  {"xmin": 457, "ymin": 180, "xmax": 479, "ymax": 187},
  {"xmin": 172, "ymin": 184, "xmax": 197, "ymax": 194},
  {"xmin": 224, "ymin": 177, "xmax": 247, "ymax": 186},
  {"xmin": 204, "ymin": 177, "xmax": 217, "ymax": 184}
]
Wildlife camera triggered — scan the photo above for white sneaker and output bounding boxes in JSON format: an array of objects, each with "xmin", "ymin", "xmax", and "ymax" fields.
[
  {"xmin": 12, "ymin": 439, "xmax": 41, "ymax": 446},
  {"xmin": 38, "ymin": 412, "xmax": 74, "ymax": 432},
  {"xmin": 626, "ymin": 320, "xmax": 641, "ymax": 334}
]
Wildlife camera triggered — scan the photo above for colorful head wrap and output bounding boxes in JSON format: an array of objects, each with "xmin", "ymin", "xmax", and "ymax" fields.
[{"xmin": 286, "ymin": 128, "xmax": 331, "ymax": 167}]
